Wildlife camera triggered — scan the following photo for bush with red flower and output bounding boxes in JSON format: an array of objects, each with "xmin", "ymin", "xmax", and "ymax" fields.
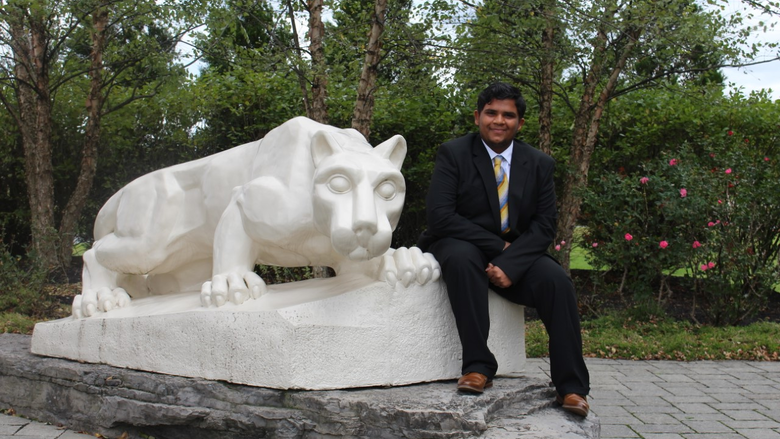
[{"xmin": 581, "ymin": 131, "xmax": 780, "ymax": 325}]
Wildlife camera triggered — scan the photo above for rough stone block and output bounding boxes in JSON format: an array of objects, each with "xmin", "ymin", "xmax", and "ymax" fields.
[{"xmin": 2, "ymin": 334, "xmax": 599, "ymax": 439}]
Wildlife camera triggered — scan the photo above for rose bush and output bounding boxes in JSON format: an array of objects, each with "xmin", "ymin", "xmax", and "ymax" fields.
[{"xmin": 581, "ymin": 130, "xmax": 780, "ymax": 325}]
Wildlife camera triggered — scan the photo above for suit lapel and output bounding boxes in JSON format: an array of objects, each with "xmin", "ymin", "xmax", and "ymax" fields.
[
  {"xmin": 509, "ymin": 142, "xmax": 529, "ymax": 231},
  {"xmin": 472, "ymin": 136, "xmax": 502, "ymax": 231}
]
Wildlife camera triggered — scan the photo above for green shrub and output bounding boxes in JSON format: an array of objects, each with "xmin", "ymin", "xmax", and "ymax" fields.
[
  {"xmin": 582, "ymin": 129, "xmax": 780, "ymax": 325},
  {"xmin": 0, "ymin": 246, "xmax": 53, "ymax": 318}
]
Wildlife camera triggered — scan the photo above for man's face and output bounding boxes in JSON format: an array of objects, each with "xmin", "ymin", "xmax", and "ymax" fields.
[{"xmin": 474, "ymin": 98, "xmax": 525, "ymax": 153}]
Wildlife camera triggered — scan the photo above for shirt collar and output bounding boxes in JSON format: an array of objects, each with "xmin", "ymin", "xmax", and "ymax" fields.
[{"xmin": 482, "ymin": 140, "xmax": 513, "ymax": 165}]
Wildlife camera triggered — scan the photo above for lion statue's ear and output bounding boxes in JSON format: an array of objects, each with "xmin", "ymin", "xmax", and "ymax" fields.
[
  {"xmin": 373, "ymin": 135, "xmax": 407, "ymax": 170},
  {"xmin": 311, "ymin": 131, "xmax": 344, "ymax": 167}
]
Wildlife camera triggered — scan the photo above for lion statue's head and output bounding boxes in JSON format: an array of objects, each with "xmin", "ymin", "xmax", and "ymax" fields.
[{"xmin": 310, "ymin": 130, "xmax": 407, "ymax": 261}]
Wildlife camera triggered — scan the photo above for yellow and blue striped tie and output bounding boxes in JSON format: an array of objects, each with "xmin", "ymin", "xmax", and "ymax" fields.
[{"xmin": 494, "ymin": 155, "xmax": 509, "ymax": 234}]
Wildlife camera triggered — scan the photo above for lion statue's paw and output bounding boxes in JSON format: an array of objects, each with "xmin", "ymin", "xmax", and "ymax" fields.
[
  {"xmin": 379, "ymin": 246, "xmax": 440, "ymax": 288},
  {"xmin": 201, "ymin": 271, "xmax": 267, "ymax": 308},
  {"xmin": 72, "ymin": 287, "xmax": 131, "ymax": 319}
]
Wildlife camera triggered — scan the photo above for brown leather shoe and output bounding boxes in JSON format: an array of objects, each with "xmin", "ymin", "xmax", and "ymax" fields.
[
  {"xmin": 457, "ymin": 372, "xmax": 493, "ymax": 394},
  {"xmin": 555, "ymin": 393, "xmax": 589, "ymax": 417}
]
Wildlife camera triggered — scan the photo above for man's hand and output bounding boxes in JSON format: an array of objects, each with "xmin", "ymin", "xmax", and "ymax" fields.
[
  {"xmin": 485, "ymin": 263, "xmax": 512, "ymax": 288},
  {"xmin": 503, "ymin": 241, "xmax": 510, "ymax": 250}
]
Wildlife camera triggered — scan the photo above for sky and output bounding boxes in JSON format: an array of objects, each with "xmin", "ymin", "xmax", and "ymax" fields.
[{"xmin": 719, "ymin": 1, "xmax": 780, "ymax": 99}]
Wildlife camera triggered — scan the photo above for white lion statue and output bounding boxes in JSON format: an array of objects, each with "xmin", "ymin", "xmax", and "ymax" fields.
[{"xmin": 73, "ymin": 117, "xmax": 439, "ymax": 318}]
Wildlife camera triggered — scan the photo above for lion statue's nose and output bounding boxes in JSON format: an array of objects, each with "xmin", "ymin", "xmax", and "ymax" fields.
[{"xmin": 354, "ymin": 222, "xmax": 377, "ymax": 248}]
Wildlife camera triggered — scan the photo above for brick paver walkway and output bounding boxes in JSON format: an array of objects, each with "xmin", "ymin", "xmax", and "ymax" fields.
[{"xmin": 526, "ymin": 358, "xmax": 780, "ymax": 439}]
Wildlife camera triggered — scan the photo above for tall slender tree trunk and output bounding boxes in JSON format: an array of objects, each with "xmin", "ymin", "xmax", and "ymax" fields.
[
  {"xmin": 9, "ymin": 12, "xmax": 59, "ymax": 270},
  {"xmin": 57, "ymin": 4, "xmax": 109, "ymax": 268},
  {"xmin": 537, "ymin": 1, "xmax": 556, "ymax": 156},
  {"xmin": 351, "ymin": 0, "xmax": 388, "ymax": 139},
  {"xmin": 556, "ymin": 26, "xmax": 640, "ymax": 271},
  {"xmin": 286, "ymin": 0, "xmax": 312, "ymax": 116},
  {"xmin": 307, "ymin": 0, "xmax": 328, "ymax": 124}
]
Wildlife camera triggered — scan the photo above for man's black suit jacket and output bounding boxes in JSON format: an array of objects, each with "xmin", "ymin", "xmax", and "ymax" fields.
[{"xmin": 418, "ymin": 133, "xmax": 558, "ymax": 284}]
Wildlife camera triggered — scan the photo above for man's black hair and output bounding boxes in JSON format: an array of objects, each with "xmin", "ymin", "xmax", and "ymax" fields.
[{"xmin": 477, "ymin": 82, "xmax": 526, "ymax": 118}]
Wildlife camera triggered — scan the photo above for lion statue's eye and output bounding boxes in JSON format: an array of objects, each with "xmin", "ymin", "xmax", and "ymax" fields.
[
  {"xmin": 376, "ymin": 180, "xmax": 396, "ymax": 200},
  {"xmin": 327, "ymin": 175, "xmax": 351, "ymax": 194}
]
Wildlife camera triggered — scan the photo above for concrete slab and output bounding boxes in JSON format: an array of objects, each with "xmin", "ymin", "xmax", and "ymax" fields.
[{"xmin": 30, "ymin": 278, "xmax": 525, "ymax": 390}]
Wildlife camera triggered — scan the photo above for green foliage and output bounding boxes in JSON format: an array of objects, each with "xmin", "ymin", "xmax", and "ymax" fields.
[
  {"xmin": 0, "ymin": 247, "xmax": 52, "ymax": 318},
  {"xmin": 0, "ymin": 312, "xmax": 38, "ymax": 334},
  {"xmin": 191, "ymin": 0, "xmax": 304, "ymax": 151},
  {"xmin": 595, "ymin": 87, "xmax": 780, "ymax": 171},
  {"xmin": 526, "ymin": 313, "xmax": 780, "ymax": 360},
  {"xmin": 256, "ymin": 265, "xmax": 313, "ymax": 284},
  {"xmin": 582, "ymin": 124, "xmax": 780, "ymax": 325}
]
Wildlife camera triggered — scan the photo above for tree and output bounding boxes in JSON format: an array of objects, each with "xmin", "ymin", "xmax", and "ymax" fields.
[
  {"xmin": 446, "ymin": 0, "xmax": 778, "ymax": 270},
  {"xmin": 0, "ymin": 0, "xmax": 203, "ymax": 272},
  {"xmin": 351, "ymin": 0, "xmax": 388, "ymax": 138}
]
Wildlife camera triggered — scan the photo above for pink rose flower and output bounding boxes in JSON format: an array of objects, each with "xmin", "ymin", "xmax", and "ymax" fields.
[
  {"xmin": 555, "ymin": 245, "xmax": 561, "ymax": 251},
  {"xmin": 680, "ymin": 188, "xmax": 687, "ymax": 197},
  {"xmin": 700, "ymin": 264, "xmax": 708, "ymax": 271},
  {"xmin": 640, "ymin": 177, "xmax": 649, "ymax": 185},
  {"xmin": 659, "ymin": 241, "xmax": 668, "ymax": 249},
  {"xmin": 592, "ymin": 242, "xmax": 598, "ymax": 248},
  {"xmin": 725, "ymin": 168, "xmax": 732, "ymax": 174},
  {"xmin": 708, "ymin": 222, "xmax": 716, "ymax": 227},
  {"xmin": 560, "ymin": 240, "xmax": 566, "ymax": 246},
  {"xmin": 727, "ymin": 130, "xmax": 734, "ymax": 136},
  {"xmin": 708, "ymin": 261, "xmax": 715, "ymax": 269},
  {"xmin": 669, "ymin": 159, "xmax": 678, "ymax": 166},
  {"xmin": 692, "ymin": 241, "xmax": 701, "ymax": 249},
  {"xmin": 718, "ymin": 200, "xmax": 722, "ymax": 204},
  {"xmin": 765, "ymin": 157, "xmax": 770, "ymax": 162},
  {"xmin": 625, "ymin": 233, "xmax": 633, "ymax": 241}
]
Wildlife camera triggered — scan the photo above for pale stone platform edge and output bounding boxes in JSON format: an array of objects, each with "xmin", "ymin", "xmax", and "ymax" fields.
[{"xmin": 31, "ymin": 278, "xmax": 525, "ymax": 390}]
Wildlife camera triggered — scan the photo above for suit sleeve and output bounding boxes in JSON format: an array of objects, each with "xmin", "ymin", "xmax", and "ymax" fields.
[
  {"xmin": 425, "ymin": 144, "xmax": 506, "ymax": 260},
  {"xmin": 491, "ymin": 157, "xmax": 558, "ymax": 283}
]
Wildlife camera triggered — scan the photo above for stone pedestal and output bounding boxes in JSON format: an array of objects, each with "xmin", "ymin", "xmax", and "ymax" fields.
[
  {"xmin": 2, "ymin": 334, "xmax": 600, "ymax": 439},
  {"xmin": 31, "ymin": 276, "xmax": 525, "ymax": 389}
]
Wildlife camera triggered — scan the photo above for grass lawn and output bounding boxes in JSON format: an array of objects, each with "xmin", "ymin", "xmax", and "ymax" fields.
[{"xmin": 526, "ymin": 314, "xmax": 780, "ymax": 361}]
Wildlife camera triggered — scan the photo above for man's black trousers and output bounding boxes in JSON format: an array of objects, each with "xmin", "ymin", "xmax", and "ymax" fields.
[{"xmin": 428, "ymin": 237, "xmax": 590, "ymax": 397}]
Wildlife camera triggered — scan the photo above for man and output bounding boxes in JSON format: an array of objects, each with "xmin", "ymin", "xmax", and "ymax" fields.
[{"xmin": 418, "ymin": 82, "xmax": 590, "ymax": 417}]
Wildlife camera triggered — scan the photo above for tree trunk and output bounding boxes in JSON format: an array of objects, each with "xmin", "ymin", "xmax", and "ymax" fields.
[
  {"xmin": 9, "ymin": 11, "xmax": 59, "ymax": 270},
  {"xmin": 286, "ymin": 0, "xmax": 311, "ymax": 116},
  {"xmin": 537, "ymin": 1, "xmax": 555, "ymax": 156},
  {"xmin": 351, "ymin": 0, "xmax": 388, "ymax": 139},
  {"xmin": 307, "ymin": 0, "xmax": 328, "ymax": 124},
  {"xmin": 556, "ymin": 27, "xmax": 640, "ymax": 271},
  {"xmin": 57, "ymin": 4, "xmax": 109, "ymax": 268}
]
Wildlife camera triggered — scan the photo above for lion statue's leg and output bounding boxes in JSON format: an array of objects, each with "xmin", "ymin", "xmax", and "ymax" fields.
[
  {"xmin": 200, "ymin": 188, "xmax": 267, "ymax": 308},
  {"xmin": 74, "ymin": 172, "xmax": 211, "ymax": 318},
  {"xmin": 73, "ymin": 248, "xmax": 132, "ymax": 318}
]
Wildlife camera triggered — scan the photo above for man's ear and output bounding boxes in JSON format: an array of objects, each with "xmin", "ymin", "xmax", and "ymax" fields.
[{"xmin": 474, "ymin": 110, "xmax": 480, "ymax": 126}]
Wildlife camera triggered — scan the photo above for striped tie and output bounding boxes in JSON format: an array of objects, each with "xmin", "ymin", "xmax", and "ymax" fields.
[{"xmin": 494, "ymin": 155, "xmax": 509, "ymax": 234}]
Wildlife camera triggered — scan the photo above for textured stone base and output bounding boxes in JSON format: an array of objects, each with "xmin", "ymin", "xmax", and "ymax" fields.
[
  {"xmin": 30, "ymin": 276, "xmax": 525, "ymax": 390},
  {"xmin": 2, "ymin": 334, "xmax": 599, "ymax": 439}
]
